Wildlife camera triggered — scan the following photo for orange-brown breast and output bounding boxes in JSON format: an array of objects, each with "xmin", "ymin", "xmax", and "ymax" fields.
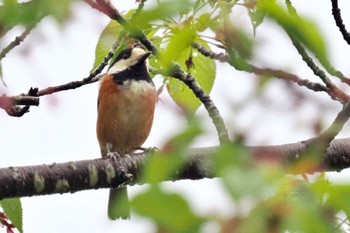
[{"xmin": 96, "ymin": 75, "xmax": 157, "ymax": 156}]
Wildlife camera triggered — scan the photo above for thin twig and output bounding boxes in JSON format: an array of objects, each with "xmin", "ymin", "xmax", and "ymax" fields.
[
  {"xmin": 167, "ymin": 64, "xmax": 230, "ymax": 143},
  {"xmin": 313, "ymin": 101, "xmax": 350, "ymax": 150},
  {"xmin": 133, "ymin": 0, "xmax": 148, "ymax": 18},
  {"xmin": 0, "ymin": 27, "xmax": 32, "ymax": 61},
  {"xmin": 285, "ymin": 0, "xmax": 350, "ymax": 94},
  {"xmin": 1, "ymin": 37, "xmax": 119, "ymax": 117},
  {"xmin": 0, "ymin": 88, "xmax": 39, "ymax": 117},
  {"xmin": 32, "ymin": 37, "xmax": 119, "ymax": 96},
  {"xmin": 289, "ymin": 34, "xmax": 349, "ymax": 103},
  {"xmin": 192, "ymin": 42, "xmax": 345, "ymax": 102},
  {"xmin": 331, "ymin": 0, "xmax": 350, "ymax": 45}
]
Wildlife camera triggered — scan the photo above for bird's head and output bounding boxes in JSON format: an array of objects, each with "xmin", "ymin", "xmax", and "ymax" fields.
[{"xmin": 107, "ymin": 47, "xmax": 151, "ymax": 74}]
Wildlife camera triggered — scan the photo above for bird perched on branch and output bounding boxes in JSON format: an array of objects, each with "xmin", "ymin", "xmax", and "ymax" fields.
[{"xmin": 96, "ymin": 45, "xmax": 157, "ymax": 219}]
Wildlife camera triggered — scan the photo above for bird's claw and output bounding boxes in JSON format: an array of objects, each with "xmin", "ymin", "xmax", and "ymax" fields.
[{"xmin": 106, "ymin": 151, "xmax": 121, "ymax": 161}]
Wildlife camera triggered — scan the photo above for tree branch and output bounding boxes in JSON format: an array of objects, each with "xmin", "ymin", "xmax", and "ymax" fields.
[
  {"xmin": 0, "ymin": 88, "xmax": 39, "ymax": 117},
  {"xmin": 0, "ymin": 27, "xmax": 32, "ymax": 61},
  {"xmin": 2, "ymin": 137, "xmax": 350, "ymax": 199},
  {"xmin": 285, "ymin": 0, "xmax": 350, "ymax": 87},
  {"xmin": 166, "ymin": 63, "xmax": 230, "ymax": 144},
  {"xmin": 192, "ymin": 42, "xmax": 338, "ymax": 101},
  {"xmin": 331, "ymin": 0, "xmax": 350, "ymax": 45},
  {"xmin": 0, "ymin": 37, "xmax": 120, "ymax": 117}
]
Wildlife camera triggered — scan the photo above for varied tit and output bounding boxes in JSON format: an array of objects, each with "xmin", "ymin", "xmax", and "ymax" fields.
[{"xmin": 96, "ymin": 46, "xmax": 157, "ymax": 220}]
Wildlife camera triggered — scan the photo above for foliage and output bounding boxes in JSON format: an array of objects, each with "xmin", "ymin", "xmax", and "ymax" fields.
[
  {"xmin": 0, "ymin": 198, "xmax": 22, "ymax": 233},
  {"xmin": 1, "ymin": 0, "xmax": 350, "ymax": 232}
]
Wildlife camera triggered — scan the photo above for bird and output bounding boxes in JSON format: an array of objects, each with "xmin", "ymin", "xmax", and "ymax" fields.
[{"xmin": 96, "ymin": 45, "xmax": 157, "ymax": 220}]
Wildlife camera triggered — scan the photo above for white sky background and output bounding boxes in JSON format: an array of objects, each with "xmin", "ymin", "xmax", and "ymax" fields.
[{"xmin": 1, "ymin": 1, "xmax": 350, "ymax": 232}]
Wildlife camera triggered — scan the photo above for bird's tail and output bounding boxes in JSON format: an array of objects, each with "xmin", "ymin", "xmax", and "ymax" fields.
[{"xmin": 108, "ymin": 187, "xmax": 130, "ymax": 220}]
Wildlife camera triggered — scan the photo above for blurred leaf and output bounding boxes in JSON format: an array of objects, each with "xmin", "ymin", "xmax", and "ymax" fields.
[
  {"xmin": 131, "ymin": 0, "xmax": 193, "ymax": 29},
  {"xmin": 141, "ymin": 118, "xmax": 202, "ymax": 183},
  {"xmin": 195, "ymin": 13, "xmax": 211, "ymax": 32},
  {"xmin": 323, "ymin": 184, "xmax": 350, "ymax": 218},
  {"xmin": 257, "ymin": 0, "xmax": 330, "ymax": 74},
  {"xmin": 244, "ymin": 0, "xmax": 268, "ymax": 35},
  {"xmin": 132, "ymin": 186, "xmax": 204, "ymax": 233},
  {"xmin": 140, "ymin": 151, "xmax": 185, "ymax": 184},
  {"xmin": 166, "ymin": 39, "xmax": 216, "ymax": 113},
  {"xmin": 227, "ymin": 50, "xmax": 251, "ymax": 71},
  {"xmin": 285, "ymin": 184, "xmax": 338, "ymax": 233},
  {"xmin": 238, "ymin": 179, "xmax": 340, "ymax": 233},
  {"xmin": 223, "ymin": 20, "xmax": 254, "ymax": 60},
  {"xmin": 0, "ymin": 198, "xmax": 23, "ymax": 233},
  {"xmin": 4, "ymin": 0, "xmax": 18, "ymax": 4},
  {"xmin": 213, "ymin": 143, "xmax": 284, "ymax": 201},
  {"xmin": 0, "ymin": 0, "xmax": 72, "ymax": 27}
]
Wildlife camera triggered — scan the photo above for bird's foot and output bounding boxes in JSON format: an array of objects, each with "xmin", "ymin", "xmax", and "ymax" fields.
[
  {"xmin": 105, "ymin": 142, "xmax": 121, "ymax": 161},
  {"xmin": 106, "ymin": 151, "xmax": 121, "ymax": 161}
]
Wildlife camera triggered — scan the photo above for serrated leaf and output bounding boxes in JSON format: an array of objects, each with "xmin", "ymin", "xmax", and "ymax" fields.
[
  {"xmin": 0, "ymin": 198, "xmax": 23, "ymax": 233},
  {"xmin": 160, "ymin": 27, "xmax": 197, "ymax": 69},
  {"xmin": 131, "ymin": 186, "xmax": 204, "ymax": 233},
  {"xmin": 166, "ymin": 39, "xmax": 216, "ymax": 113}
]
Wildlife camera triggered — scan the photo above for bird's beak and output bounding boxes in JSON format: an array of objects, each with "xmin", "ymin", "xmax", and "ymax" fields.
[{"xmin": 138, "ymin": 51, "xmax": 151, "ymax": 63}]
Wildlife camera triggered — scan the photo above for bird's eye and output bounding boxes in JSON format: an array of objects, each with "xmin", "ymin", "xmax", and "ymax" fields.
[{"xmin": 122, "ymin": 53, "xmax": 128, "ymax": 59}]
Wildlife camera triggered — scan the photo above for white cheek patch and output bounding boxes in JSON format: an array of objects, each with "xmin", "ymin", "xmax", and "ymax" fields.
[
  {"xmin": 107, "ymin": 48, "xmax": 148, "ymax": 74},
  {"xmin": 107, "ymin": 59, "xmax": 135, "ymax": 74}
]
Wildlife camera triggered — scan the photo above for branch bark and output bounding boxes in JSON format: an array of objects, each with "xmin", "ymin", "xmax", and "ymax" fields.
[{"xmin": 2, "ymin": 137, "xmax": 350, "ymax": 200}]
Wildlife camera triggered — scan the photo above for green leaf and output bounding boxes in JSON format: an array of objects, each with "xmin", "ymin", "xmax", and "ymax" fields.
[
  {"xmin": 245, "ymin": 2, "xmax": 267, "ymax": 35},
  {"xmin": 0, "ymin": 0, "xmax": 72, "ymax": 27},
  {"xmin": 285, "ymin": 185, "xmax": 338, "ymax": 233},
  {"xmin": 324, "ymin": 184, "xmax": 350, "ymax": 218},
  {"xmin": 195, "ymin": 13, "xmax": 211, "ymax": 32},
  {"xmin": 131, "ymin": 0, "xmax": 193, "ymax": 30},
  {"xmin": 132, "ymin": 186, "xmax": 204, "ymax": 233},
  {"xmin": 91, "ymin": 20, "xmax": 125, "ymax": 71},
  {"xmin": 1, "ymin": 198, "xmax": 23, "ymax": 233},
  {"xmin": 140, "ymin": 151, "xmax": 184, "ymax": 183},
  {"xmin": 159, "ymin": 27, "xmax": 197, "ymax": 69},
  {"xmin": 141, "ymin": 118, "xmax": 202, "ymax": 183},
  {"xmin": 166, "ymin": 39, "xmax": 216, "ymax": 113}
]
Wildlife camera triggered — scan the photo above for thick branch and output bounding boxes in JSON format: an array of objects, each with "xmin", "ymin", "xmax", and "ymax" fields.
[{"xmin": 2, "ymin": 137, "xmax": 350, "ymax": 199}]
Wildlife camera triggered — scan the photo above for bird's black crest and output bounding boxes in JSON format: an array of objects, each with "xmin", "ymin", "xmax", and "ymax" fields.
[{"xmin": 110, "ymin": 48, "xmax": 133, "ymax": 68}]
